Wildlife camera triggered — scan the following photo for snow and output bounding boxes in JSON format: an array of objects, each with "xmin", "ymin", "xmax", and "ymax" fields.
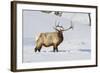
[
  {"xmin": 22, "ymin": 45, "xmax": 91, "ymax": 63},
  {"xmin": 22, "ymin": 11, "xmax": 91, "ymax": 63},
  {"xmin": 23, "ymin": 33, "xmax": 91, "ymax": 63}
]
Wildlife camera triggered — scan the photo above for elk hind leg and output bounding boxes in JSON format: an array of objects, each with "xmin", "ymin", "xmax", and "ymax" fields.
[
  {"xmin": 34, "ymin": 47, "xmax": 41, "ymax": 52},
  {"xmin": 35, "ymin": 45, "xmax": 42, "ymax": 52},
  {"xmin": 38, "ymin": 47, "xmax": 42, "ymax": 52},
  {"xmin": 34, "ymin": 47, "xmax": 38, "ymax": 52}
]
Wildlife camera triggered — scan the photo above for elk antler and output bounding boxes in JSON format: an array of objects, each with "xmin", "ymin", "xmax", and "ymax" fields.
[
  {"xmin": 61, "ymin": 20, "xmax": 73, "ymax": 31},
  {"xmin": 53, "ymin": 20, "xmax": 60, "ymax": 31},
  {"xmin": 55, "ymin": 20, "xmax": 60, "ymax": 27},
  {"xmin": 61, "ymin": 24, "xmax": 73, "ymax": 31},
  {"xmin": 53, "ymin": 20, "xmax": 73, "ymax": 31}
]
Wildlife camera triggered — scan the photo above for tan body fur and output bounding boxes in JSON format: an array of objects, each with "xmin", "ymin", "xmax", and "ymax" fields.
[{"xmin": 35, "ymin": 31, "xmax": 63, "ymax": 52}]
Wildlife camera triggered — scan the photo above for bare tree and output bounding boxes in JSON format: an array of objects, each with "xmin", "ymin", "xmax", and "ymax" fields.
[
  {"xmin": 88, "ymin": 13, "xmax": 91, "ymax": 26},
  {"xmin": 41, "ymin": 11, "xmax": 63, "ymax": 17}
]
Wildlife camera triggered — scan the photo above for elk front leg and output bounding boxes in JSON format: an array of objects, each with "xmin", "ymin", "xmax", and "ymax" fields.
[
  {"xmin": 53, "ymin": 46, "xmax": 58, "ymax": 52},
  {"xmin": 56, "ymin": 47, "xmax": 58, "ymax": 52}
]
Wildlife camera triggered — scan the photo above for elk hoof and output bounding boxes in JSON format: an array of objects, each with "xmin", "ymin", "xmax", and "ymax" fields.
[{"xmin": 34, "ymin": 48, "xmax": 38, "ymax": 52}]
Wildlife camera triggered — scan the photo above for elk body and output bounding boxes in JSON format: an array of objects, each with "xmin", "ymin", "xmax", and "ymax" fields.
[{"xmin": 34, "ymin": 22, "xmax": 73, "ymax": 52}]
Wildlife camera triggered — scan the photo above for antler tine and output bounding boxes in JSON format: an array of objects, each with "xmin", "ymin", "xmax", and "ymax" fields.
[
  {"xmin": 55, "ymin": 20, "xmax": 60, "ymax": 27},
  {"xmin": 55, "ymin": 20, "xmax": 57, "ymax": 27},
  {"xmin": 53, "ymin": 20, "xmax": 59, "ymax": 31},
  {"xmin": 70, "ymin": 20, "xmax": 73, "ymax": 29},
  {"xmin": 62, "ymin": 24, "xmax": 73, "ymax": 31},
  {"xmin": 55, "ymin": 20, "xmax": 58, "ymax": 27}
]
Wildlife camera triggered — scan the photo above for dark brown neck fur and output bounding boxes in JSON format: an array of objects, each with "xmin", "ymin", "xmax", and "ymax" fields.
[{"xmin": 58, "ymin": 31, "xmax": 63, "ymax": 42}]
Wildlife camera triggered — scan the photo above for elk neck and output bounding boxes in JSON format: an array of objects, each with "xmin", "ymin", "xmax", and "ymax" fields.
[{"xmin": 58, "ymin": 31, "xmax": 63, "ymax": 41}]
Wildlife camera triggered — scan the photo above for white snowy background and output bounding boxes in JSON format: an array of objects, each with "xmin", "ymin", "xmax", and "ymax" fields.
[{"xmin": 22, "ymin": 10, "xmax": 91, "ymax": 63}]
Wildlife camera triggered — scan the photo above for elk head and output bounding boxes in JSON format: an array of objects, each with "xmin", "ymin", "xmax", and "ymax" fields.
[{"xmin": 53, "ymin": 21, "xmax": 73, "ymax": 32}]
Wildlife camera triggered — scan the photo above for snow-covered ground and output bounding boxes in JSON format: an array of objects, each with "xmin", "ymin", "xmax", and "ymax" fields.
[
  {"xmin": 22, "ymin": 44, "xmax": 91, "ymax": 63},
  {"xmin": 22, "ymin": 32, "xmax": 91, "ymax": 63}
]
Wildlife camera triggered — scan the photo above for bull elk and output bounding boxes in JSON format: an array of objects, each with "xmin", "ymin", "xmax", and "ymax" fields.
[{"xmin": 34, "ymin": 21, "xmax": 73, "ymax": 52}]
